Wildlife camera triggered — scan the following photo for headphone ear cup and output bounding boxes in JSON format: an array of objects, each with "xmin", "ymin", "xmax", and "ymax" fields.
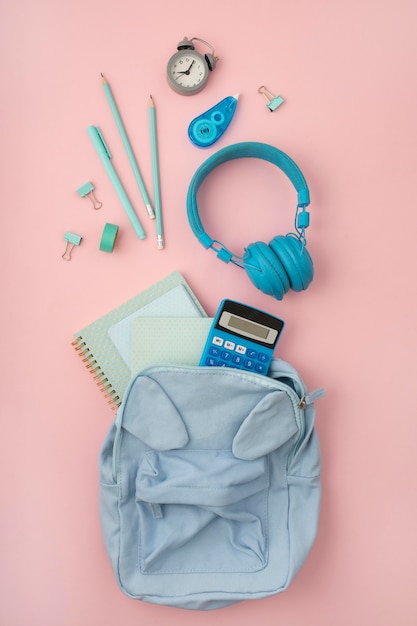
[
  {"xmin": 243, "ymin": 242, "xmax": 290, "ymax": 300},
  {"xmin": 269, "ymin": 235, "xmax": 314, "ymax": 292}
]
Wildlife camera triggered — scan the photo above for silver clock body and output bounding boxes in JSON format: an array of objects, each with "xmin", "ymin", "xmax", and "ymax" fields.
[{"xmin": 167, "ymin": 50, "xmax": 209, "ymax": 95}]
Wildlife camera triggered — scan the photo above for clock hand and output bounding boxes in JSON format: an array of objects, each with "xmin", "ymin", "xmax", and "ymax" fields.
[
  {"xmin": 186, "ymin": 60, "xmax": 195, "ymax": 73},
  {"xmin": 176, "ymin": 60, "xmax": 195, "ymax": 76}
]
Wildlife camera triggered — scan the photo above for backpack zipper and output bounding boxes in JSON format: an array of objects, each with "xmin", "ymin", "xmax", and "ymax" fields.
[
  {"xmin": 299, "ymin": 387, "xmax": 326, "ymax": 409},
  {"xmin": 268, "ymin": 370, "xmax": 324, "ymax": 469},
  {"xmin": 268, "ymin": 377, "xmax": 306, "ymax": 469}
]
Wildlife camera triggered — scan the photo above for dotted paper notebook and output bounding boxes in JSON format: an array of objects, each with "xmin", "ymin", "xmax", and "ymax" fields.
[
  {"xmin": 130, "ymin": 317, "xmax": 214, "ymax": 375},
  {"xmin": 72, "ymin": 272, "xmax": 207, "ymax": 408}
]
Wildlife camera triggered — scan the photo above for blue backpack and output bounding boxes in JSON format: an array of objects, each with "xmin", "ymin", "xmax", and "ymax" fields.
[{"xmin": 99, "ymin": 360, "xmax": 323, "ymax": 610}]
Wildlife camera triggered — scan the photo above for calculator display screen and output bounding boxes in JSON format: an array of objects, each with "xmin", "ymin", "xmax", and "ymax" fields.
[
  {"xmin": 228, "ymin": 315, "xmax": 270, "ymax": 340},
  {"xmin": 218, "ymin": 309, "xmax": 280, "ymax": 346}
]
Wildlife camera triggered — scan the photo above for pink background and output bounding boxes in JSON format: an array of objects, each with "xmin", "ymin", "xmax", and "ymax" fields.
[{"xmin": 1, "ymin": 0, "xmax": 417, "ymax": 624}]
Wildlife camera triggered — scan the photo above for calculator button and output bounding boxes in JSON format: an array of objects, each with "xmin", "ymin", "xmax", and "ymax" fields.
[
  {"xmin": 236, "ymin": 345, "xmax": 247, "ymax": 355},
  {"xmin": 209, "ymin": 347, "xmax": 221, "ymax": 357},
  {"xmin": 212, "ymin": 336, "xmax": 223, "ymax": 346},
  {"xmin": 232, "ymin": 355, "xmax": 243, "ymax": 365},
  {"xmin": 255, "ymin": 362, "xmax": 267, "ymax": 373},
  {"xmin": 244, "ymin": 359, "xmax": 255, "ymax": 369},
  {"xmin": 257, "ymin": 352, "xmax": 268, "ymax": 362},
  {"xmin": 221, "ymin": 350, "xmax": 232, "ymax": 360},
  {"xmin": 224, "ymin": 340, "xmax": 235, "ymax": 350},
  {"xmin": 205, "ymin": 357, "xmax": 218, "ymax": 366},
  {"xmin": 247, "ymin": 349, "xmax": 258, "ymax": 359}
]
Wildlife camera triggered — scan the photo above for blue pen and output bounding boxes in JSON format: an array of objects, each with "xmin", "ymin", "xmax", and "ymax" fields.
[{"xmin": 87, "ymin": 125, "xmax": 146, "ymax": 240}]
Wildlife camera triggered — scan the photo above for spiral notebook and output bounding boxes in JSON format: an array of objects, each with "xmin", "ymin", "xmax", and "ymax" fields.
[{"xmin": 72, "ymin": 272, "xmax": 207, "ymax": 408}]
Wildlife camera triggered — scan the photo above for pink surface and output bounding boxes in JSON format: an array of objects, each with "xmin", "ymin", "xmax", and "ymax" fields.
[{"xmin": 1, "ymin": 0, "xmax": 417, "ymax": 624}]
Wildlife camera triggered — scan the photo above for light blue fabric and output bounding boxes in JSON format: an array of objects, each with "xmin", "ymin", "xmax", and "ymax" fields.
[{"xmin": 99, "ymin": 359, "xmax": 321, "ymax": 610}]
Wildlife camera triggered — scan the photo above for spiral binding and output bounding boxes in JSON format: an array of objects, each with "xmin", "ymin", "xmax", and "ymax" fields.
[{"xmin": 72, "ymin": 337, "xmax": 121, "ymax": 408}]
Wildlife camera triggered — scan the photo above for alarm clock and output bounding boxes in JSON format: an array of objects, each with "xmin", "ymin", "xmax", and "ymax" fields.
[{"xmin": 167, "ymin": 36, "xmax": 219, "ymax": 95}]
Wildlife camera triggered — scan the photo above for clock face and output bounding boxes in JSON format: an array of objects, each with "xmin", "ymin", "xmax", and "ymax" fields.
[{"xmin": 167, "ymin": 51, "xmax": 208, "ymax": 94}]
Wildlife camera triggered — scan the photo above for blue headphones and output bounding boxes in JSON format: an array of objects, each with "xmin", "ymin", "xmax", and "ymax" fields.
[{"xmin": 186, "ymin": 142, "xmax": 314, "ymax": 300}]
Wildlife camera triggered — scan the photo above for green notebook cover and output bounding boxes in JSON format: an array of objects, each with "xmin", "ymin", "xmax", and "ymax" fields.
[{"xmin": 72, "ymin": 272, "xmax": 207, "ymax": 408}]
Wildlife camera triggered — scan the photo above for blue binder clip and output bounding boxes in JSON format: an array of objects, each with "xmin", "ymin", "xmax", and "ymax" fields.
[
  {"xmin": 77, "ymin": 181, "xmax": 102, "ymax": 209},
  {"xmin": 62, "ymin": 232, "xmax": 82, "ymax": 261},
  {"xmin": 258, "ymin": 85, "xmax": 284, "ymax": 112}
]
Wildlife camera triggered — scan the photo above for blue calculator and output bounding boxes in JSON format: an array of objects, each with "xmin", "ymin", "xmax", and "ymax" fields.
[{"xmin": 199, "ymin": 299, "xmax": 284, "ymax": 375}]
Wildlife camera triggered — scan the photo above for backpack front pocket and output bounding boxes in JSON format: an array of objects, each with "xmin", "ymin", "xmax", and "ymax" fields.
[{"xmin": 135, "ymin": 449, "xmax": 269, "ymax": 574}]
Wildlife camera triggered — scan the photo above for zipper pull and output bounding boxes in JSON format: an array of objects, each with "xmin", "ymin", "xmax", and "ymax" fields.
[{"xmin": 299, "ymin": 387, "xmax": 326, "ymax": 409}]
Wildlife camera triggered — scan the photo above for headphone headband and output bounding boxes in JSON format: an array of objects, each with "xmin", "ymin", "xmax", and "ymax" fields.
[
  {"xmin": 186, "ymin": 142, "xmax": 314, "ymax": 300},
  {"xmin": 186, "ymin": 142, "xmax": 310, "ymax": 262}
]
